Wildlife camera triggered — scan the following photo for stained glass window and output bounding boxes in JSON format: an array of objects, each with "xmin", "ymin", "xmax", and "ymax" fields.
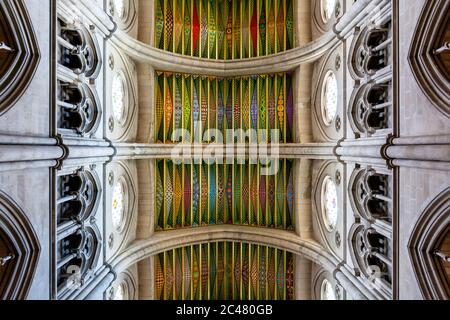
[
  {"xmin": 155, "ymin": 0, "xmax": 295, "ymax": 59},
  {"xmin": 112, "ymin": 73, "xmax": 126, "ymax": 125},
  {"xmin": 322, "ymin": 176, "xmax": 338, "ymax": 231},
  {"xmin": 112, "ymin": 180, "xmax": 125, "ymax": 231},
  {"xmin": 320, "ymin": 279, "xmax": 336, "ymax": 300},
  {"xmin": 155, "ymin": 242, "xmax": 295, "ymax": 300},
  {"xmin": 321, "ymin": 71, "xmax": 338, "ymax": 126}
]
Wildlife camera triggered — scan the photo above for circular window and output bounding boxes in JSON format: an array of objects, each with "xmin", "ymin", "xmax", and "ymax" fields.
[
  {"xmin": 320, "ymin": 279, "xmax": 336, "ymax": 300},
  {"xmin": 321, "ymin": 71, "xmax": 338, "ymax": 126},
  {"xmin": 111, "ymin": 73, "xmax": 127, "ymax": 125},
  {"xmin": 321, "ymin": 176, "xmax": 338, "ymax": 232},
  {"xmin": 321, "ymin": 0, "xmax": 336, "ymax": 23},
  {"xmin": 114, "ymin": 0, "xmax": 125, "ymax": 19},
  {"xmin": 113, "ymin": 282, "xmax": 129, "ymax": 300},
  {"xmin": 111, "ymin": 180, "xmax": 126, "ymax": 232}
]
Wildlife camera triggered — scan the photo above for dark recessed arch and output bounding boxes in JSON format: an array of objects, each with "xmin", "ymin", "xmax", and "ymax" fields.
[
  {"xmin": 409, "ymin": 0, "xmax": 450, "ymax": 118},
  {"xmin": 408, "ymin": 187, "xmax": 450, "ymax": 300},
  {"xmin": 0, "ymin": 192, "xmax": 41, "ymax": 300},
  {"xmin": 0, "ymin": 0, "xmax": 40, "ymax": 115}
]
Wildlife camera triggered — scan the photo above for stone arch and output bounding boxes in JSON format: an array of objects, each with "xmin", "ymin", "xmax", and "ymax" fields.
[
  {"xmin": 107, "ymin": 45, "xmax": 138, "ymax": 142},
  {"xmin": 312, "ymin": 0, "xmax": 341, "ymax": 37},
  {"xmin": 106, "ymin": 160, "xmax": 138, "ymax": 257},
  {"xmin": 0, "ymin": 0, "xmax": 40, "ymax": 115},
  {"xmin": 348, "ymin": 165, "xmax": 392, "ymax": 225},
  {"xmin": 349, "ymin": 23, "xmax": 391, "ymax": 81},
  {"xmin": 0, "ymin": 191, "xmax": 40, "ymax": 299},
  {"xmin": 108, "ymin": 268, "xmax": 138, "ymax": 300},
  {"xmin": 312, "ymin": 160, "xmax": 344, "ymax": 255},
  {"xmin": 408, "ymin": 187, "xmax": 450, "ymax": 300},
  {"xmin": 409, "ymin": 0, "xmax": 450, "ymax": 118},
  {"xmin": 348, "ymin": 80, "xmax": 391, "ymax": 138},
  {"xmin": 109, "ymin": 0, "xmax": 138, "ymax": 37}
]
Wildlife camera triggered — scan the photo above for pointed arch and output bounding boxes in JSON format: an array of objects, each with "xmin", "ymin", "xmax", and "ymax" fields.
[
  {"xmin": 409, "ymin": 0, "xmax": 450, "ymax": 118},
  {"xmin": 0, "ymin": 0, "xmax": 40, "ymax": 115},
  {"xmin": 0, "ymin": 192, "xmax": 41, "ymax": 299},
  {"xmin": 408, "ymin": 187, "xmax": 450, "ymax": 300}
]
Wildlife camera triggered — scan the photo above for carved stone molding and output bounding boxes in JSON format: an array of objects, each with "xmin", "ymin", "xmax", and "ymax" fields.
[
  {"xmin": 312, "ymin": 0, "xmax": 341, "ymax": 35},
  {"xmin": 348, "ymin": 81, "xmax": 391, "ymax": 138},
  {"xmin": 56, "ymin": 167, "xmax": 102, "ymax": 299},
  {"xmin": 408, "ymin": 187, "xmax": 450, "ymax": 300},
  {"xmin": 312, "ymin": 45, "xmax": 343, "ymax": 142},
  {"xmin": 348, "ymin": 165, "xmax": 392, "ymax": 226},
  {"xmin": 57, "ymin": 168, "xmax": 102, "ymax": 223},
  {"xmin": 312, "ymin": 160, "xmax": 344, "ymax": 256},
  {"xmin": 0, "ymin": 0, "xmax": 40, "ymax": 115},
  {"xmin": 409, "ymin": 0, "xmax": 450, "ymax": 118},
  {"xmin": 348, "ymin": 222, "xmax": 392, "ymax": 298},
  {"xmin": 349, "ymin": 25, "xmax": 390, "ymax": 81},
  {"xmin": 58, "ymin": 23, "xmax": 102, "ymax": 80},
  {"xmin": 107, "ymin": 47, "xmax": 138, "ymax": 142},
  {"xmin": 58, "ymin": 81, "xmax": 102, "ymax": 137},
  {"xmin": 0, "ymin": 192, "xmax": 40, "ymax": 299},
  {"xmin": 111, "ymin": 269, "xmax": 137, "ymax": 300},
  {"xmin": 109, "ymin": 0, "xmax": 137, "ymax": 35},
  {"xmin": 312, "ymin": 268, "xmax": 337, "ymax": 300}
]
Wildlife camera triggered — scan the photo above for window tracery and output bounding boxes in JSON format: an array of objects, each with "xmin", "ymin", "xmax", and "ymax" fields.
[
  {"xmin": 56, "ymin": 167, "xmax": 102, "ymax": 299},
  {"xmin": 348, "ymin": 12, "xmax": 393, "ymax": 137}
]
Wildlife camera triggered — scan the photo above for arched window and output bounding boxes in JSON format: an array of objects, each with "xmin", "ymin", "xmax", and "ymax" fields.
[
  {"xmin": 322, "ymin": 176, "xmax": 338, "ymax": 231},
  {"xmin": 111, "ymin": 180, "xmax": 126, "ymax": 232},
  {"xmin": 111, "ymin": 73, "xmax": 126, "ymax": 125},
  {"xmin": 321, "ymin": 71, "xmax": 338, "ymax": 126},
  {"xmin": 321, "ymin": 0, "xmax": 336, "ymax": 23},
  {"xmin": 320, "ymin": 279, "xmax": 336, "ymax": 300}
]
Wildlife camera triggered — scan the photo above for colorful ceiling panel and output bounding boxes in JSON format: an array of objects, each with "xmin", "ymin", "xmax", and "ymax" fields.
[
  {"xmin": 155, "ymin": 159, "xmax": 295, "ymax": 231},
  {"xmin": 155, "ymin": 72, "xmax": 294, "ymax": 143},
  {"xmin": 155, "ymin": 0, "xmax": 295, "ymax": 59},
  {"xmin": 155, "ymin": 242, "xmax": 295, "ymax": 300}
]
